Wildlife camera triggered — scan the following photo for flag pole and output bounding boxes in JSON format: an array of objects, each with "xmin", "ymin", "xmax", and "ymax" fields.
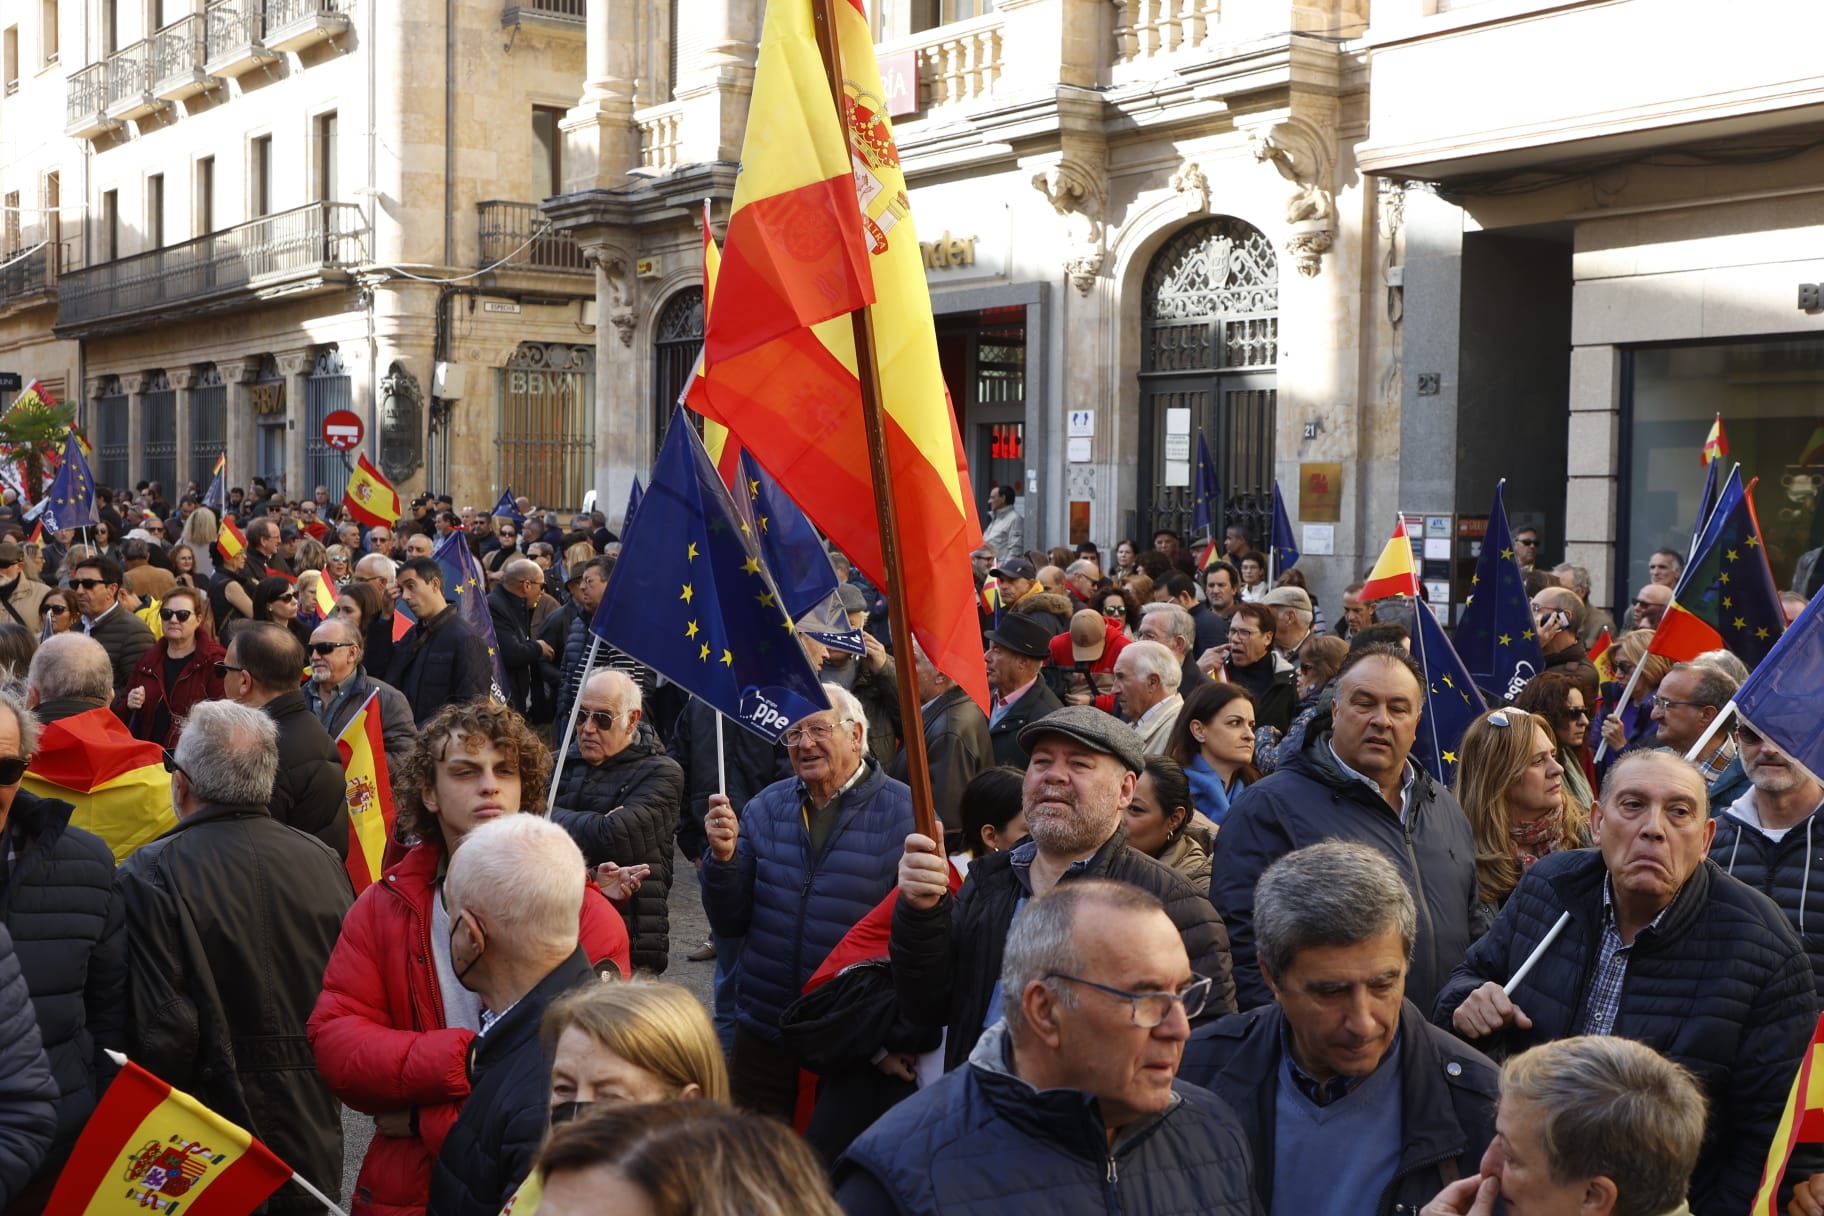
[
  {"xmin": 809, "ymin": 0, "xmax": 942, "ymax": 848},
  {"xmin": 284, "ymin": 1169, "xmax": 353, "ymax": 1216},
  {"xmin": 1684, "ymin": 698, "xmax": 1737, "ymax": 765},
  {"xmin": 546, "ymin": 634, "xmax": 601, "ymax": 814},
  {"xmin": 1593, "ymin": 660, "xmax": 1647, "ymax": 765}
]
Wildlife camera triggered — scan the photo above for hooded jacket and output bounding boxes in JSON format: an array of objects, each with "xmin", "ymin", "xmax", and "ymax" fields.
[
  {"xmin": 1710, "ymin": 788, "xmax": 1824, "ymax": 998},
  {"xmin": 1011, "ymin": 590, "xmax": 1073, "ymax": 640},
  {"xmin": 1208, "ymin": 715, "xmax": 1477, "ymax": 1013}
]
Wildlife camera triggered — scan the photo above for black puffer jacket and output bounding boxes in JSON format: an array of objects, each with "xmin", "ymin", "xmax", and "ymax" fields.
[
  {"xmin": 550, "ymin": 733, "xmax": 685, "ymax": 974},
  {"xmin": 0, "ymin": 921, "xmax": 56, "ymax": 1207},
  {"xmin": 891, "ymin": 825, "xmax": 1236, "ymax": 1071},
  {"xmin": 1709, "ymin": 794, "xmax": 1824, "ymax": 997},
  {"xmin": 264, "ymin": 689, "xmax": 352, "ymax": 860},
  {"xmin": 1181, "ymin": 1000, "xmax": 1498, "ymax": 1216},
  {"xmin": 1209, "ymin": 717, "xmax": 1477, "ymax": 1013},
  {"xmin": 1433, "ymin": 850, "xmax": 1817, "ymax": 1216},
  {"xmin": 0, "ymin": 788, "xmax": 125, "ymax": 1170},
  {"xmin": 666, "ymin": 696, "xmax": 791, "ymax": 861}
]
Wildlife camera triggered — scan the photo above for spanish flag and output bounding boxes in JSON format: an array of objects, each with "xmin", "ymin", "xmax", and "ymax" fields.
[
  {"xmin": 1588, "ymin": 626, "xmax": 1613, "ymax": 684},
  {"xmin": 1701, "ymin": 414, "xmax": 1728, "ymax": 466},
  {"xmin": 342, "ymin": 451, "xmax": 401, "ymax": 530},
  {"xmin": 691, "ymin": 202, "xmax": 743, "ymax": 489},
  {"xmin": 336, "ymin": 690, "xmax": 397, "ymax": 894},
  {"xmin": 23, "ymin": 707, "xmax": 174, "ymax": 863},
  {"xmin": 46, "ymin": 1054, "xmax": 294, "ymax": 1215},
  {"xmin": 1755, "ymin": 1015, "xmax": 1824, "ymax": 1213},
  {"xmin": 1360, "ymin": 521, "xmax": 1423, "ymax": 602},
  {"xmin": 216, "ymin": 515, "xmax": 247, "ymax": 560},
  {"xmin": 312, "ymin": 566, "xmax": 338, "ymax": 618},
  {"xmin": 694, "ymin": 0, "xmax": 988, "ymax": 709}
]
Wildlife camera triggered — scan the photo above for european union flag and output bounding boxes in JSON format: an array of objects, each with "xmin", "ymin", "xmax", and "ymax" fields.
[
  {"xmin": 624, "ymin": 476, "xmax": 643, "ymax": 533},
  {"xmin": 1270, "ymin": 480, "xmax": 1299, "ymax": 573},
  {"xmin": 1407, "ymin": 598, "xmax": 1486, "ymax": 786},
  {"xmin": 43, "ymin": 432, "xmax": 98, "ymax": 533},
  {"xmin": 736, "ymin": 451, "xmax": 865, "ymax": 655},
  {"xmin": 1656, "ymin": 464, "xmax": 1785, "ymax": 668},
  {"xmin": 491, "ymin": 488, "xmax": 524, "ymax": 526},
  {"xmin": 1192, "ymin": 432, "xmax": 1220, "ymax": 534},
  {"xmin": 1454, "ymin": 480, "xmax": 1544, "ymax": 703},
  {"xmin": 432, "ymin": 529, "xmax": 512, "ymax": 704},
  {"xmin": 592, "ymin": 405, "xmax": 829, "ymax": 743},
  {"xmin": 1735, "ymin": 591, "xmax": 1824, "ymax": 781},
  {"xmin": 201, "ymin": 453, "xmax": 227, "ymax": 515}
]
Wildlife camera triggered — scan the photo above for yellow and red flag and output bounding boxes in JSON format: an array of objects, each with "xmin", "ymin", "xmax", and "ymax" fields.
[
  {"xmin": 694, "ymin": 0, "xmax": 987, "ymax": 708},
  {"xmin": 1360, "ymin": 521, "xmax": 1423, "ymax": 602},
  {"xmin": 336, "ymin": 690, "xmax": 397, "ymax": 894},
  {"xmin": 1701, "ymin": 414, "xmax": 1728, "ymax": 466},
  {"xmin": 24, "ymin": 707, "xmax": 175, "ymax": 863},
  {"xmin": 1588, "ymin": 626, "xmax": 1613, "ymax": 684},
  {"xmin": 690, "ymin": 201, "xmax": 743, "ymax": 489},
  {"xmin": 216, "ymin": 515, "xmax": 247, "ymax": 561},
  {"xmin": 1754, "ymin": 1014, "xmax": 1824, "ymax": 1213},
  {"xmin": 312, "ymin": 567, "xmax": 338, "ymax": 618},
  {"xmin": 47, "ymin": 1055, "xmax": 294, "ymax": 1215},
  {"xmin": 342, "ymin": 452, "xmax": 401, "ymax": 530}
]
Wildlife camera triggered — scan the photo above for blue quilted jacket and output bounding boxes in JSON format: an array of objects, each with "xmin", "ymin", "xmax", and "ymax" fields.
[{"xmin": 700, "ymin": 757, "xmax": 912, "ymax": 1040}]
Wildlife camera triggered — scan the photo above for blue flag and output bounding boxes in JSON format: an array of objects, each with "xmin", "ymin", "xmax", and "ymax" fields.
[
  {"xmin": 591, "ymin": 405, "xmax": 830, "ymax": 743},
  {"xmin": 1735, "ymin": 591, "xmax": 1824, "ymax": 782},
  {"xmin": 1407, "ymin": 599, "xmax": 1487, "ymax": 786},
  {"xmin": 432, "ymin": 529, "xmax": 512, "ymax": 704},
  {"xmin": 1453, "ymin": 480, "xmax": 1544, "ymax": 703},
  {"xmin": 736, "ymin": 452, "xmax": 865, "ymax": 656},
  {"xmin": 1192, "ymin": 432, "xmax": 1220, "ymax": 534},
  {"xmin": 1658, "ymin": 464, "xmax": 1785, "ymax": 669},
  {"xmin": 624, "ymin": 476, "xmax": 644, "ymax": 534},
  {"xmin": 1689, "ymin": 456, "xmax": 1719, "ymax": 565},
  {"xmin": 201, "ymin": 456, "xmax": 227, "ymax": 515},
  {"xmin": 1270, "ymin": 480, "xmax": 1299, "ymax": 573},
  {"xmin": 43, "ymin": 432, "xmax": 99, "ymax": 532},
  {"xmin": 491, "ymin": 488, "xmax": 524, "ymax": 526}
]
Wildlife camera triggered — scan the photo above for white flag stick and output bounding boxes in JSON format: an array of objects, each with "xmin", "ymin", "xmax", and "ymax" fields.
[{"xmin": 1504, "ymin": 910, "xmax": 1572, "ymax": 997}]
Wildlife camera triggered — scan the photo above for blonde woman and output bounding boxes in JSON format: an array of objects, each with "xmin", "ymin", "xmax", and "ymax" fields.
[
  {"xmin": 541, "ymin": 980, "xmax": 729, "ymax": 1124},
  {"xmin": 181, "ymin": 506, "xmax": 217, "ymax": 577}
]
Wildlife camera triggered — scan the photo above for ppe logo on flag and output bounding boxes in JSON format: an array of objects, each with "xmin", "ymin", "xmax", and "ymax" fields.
[{"xmin": 739, "ymin": 688, "xmax": 791, "ymax": 738}]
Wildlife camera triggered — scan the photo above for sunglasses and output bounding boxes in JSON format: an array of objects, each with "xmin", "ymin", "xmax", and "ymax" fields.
[
  {"xmin": 1736, "ymin": 723, "xmax": 1763, "ymax": 745},
  {"xmin": 160, "ymin": 749, "xmax": 186, "ymax": 777},
  {"xmin": 212, "ymin": 661, "xmax": 245, "ymax": 679},
  {"xmin": 579, "ymin": 709, "xmax": 622, "ymax": 731},
  {"xmin": 41, "ymin": 604, "xmax": 67, "ymax": 616},
  {"xmin": 69, "ymin": 578, "xmax": 110, "ymax": 590},
  {"xmin": 159, "ymin": 608, "xmax": 193, "ymax": 622},
  {"xmin": 308, "ymin": 641, "xmax": 355, "ymax": 657},
  {"xmin": 274, "ymin": 592, "xmax": 298, "ymax": 603},
  {"xmin": 0, "ymin": 755, "xmax": 26, "ymax": 785},
  {"xmin": 1565, "ymin": 707, "xmax": 1591, "ymax": 721}
]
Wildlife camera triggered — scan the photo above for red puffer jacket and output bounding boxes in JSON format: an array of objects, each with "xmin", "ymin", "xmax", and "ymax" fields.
[{"xmin": 306, "ymin": 839, "xmax": 629, "ymax": 1216}]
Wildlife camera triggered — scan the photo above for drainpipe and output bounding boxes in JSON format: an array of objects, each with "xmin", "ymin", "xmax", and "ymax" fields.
[{"xmin": 444, "ymin": 0, "xmax": 454, "ymax": 268}]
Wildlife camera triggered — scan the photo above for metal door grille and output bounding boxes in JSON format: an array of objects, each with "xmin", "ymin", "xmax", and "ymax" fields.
[
  {"xmin": 93, "ymin": 378, "xmax": 130, "ymax": 493},
  {"xmin": 303, "ymin": 347, "xmax": 352, "ymax": 505},
  {"xmin": 142, "ymin": 371, "xmax": 178, "ymax": 494},
  {"xmin": 651, "ymin": 287, "xmax": 702, "ymax": 456},
  {"xmin": 498, "ymin": 342, "xmax": 596, "ymax": 510},
  {"xmin": 189, "ymin": 364, "xmax": 226, "ymax": 491}
]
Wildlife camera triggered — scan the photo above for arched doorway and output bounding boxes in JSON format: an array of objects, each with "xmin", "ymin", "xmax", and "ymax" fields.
[
  {"xmin": 1137, "ymin": 217, "xmax": 1279, "ymax": 550},
  {"xmin": 651, "ymin": 286, "xmax": 704, "ymax": 454}
]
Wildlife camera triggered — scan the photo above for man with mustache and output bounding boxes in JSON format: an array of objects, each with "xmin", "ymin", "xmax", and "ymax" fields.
[
  {"xmin": 1210, "ymin": 644, "xmax": 1477, "ymax": 1013},
  {"xmin": 1436, "ymin": 749, "xmax": 1816, "ymax": 1215}
]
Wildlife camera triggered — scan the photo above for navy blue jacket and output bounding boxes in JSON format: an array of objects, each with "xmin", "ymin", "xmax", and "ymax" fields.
[
  {"xmin": 835, "ymin": 1020, "xmax": 1261, "ymax": 1216},
  {"xmin": 1710, "ymin": 795, "xmax": 1824, "ymax": 997},
  {"xmin": 1181, "ymin": 1000, "xmax": 1498, "ymax": 1216},
  {"xmin": 0, "ymin": 921, "xmax": 57, "ymax": 1207},
  {"xmin": 1433, "ymin": 850, "xmax": 1817, "ymax": 1216},
  {"xmin": 700, "ymin": 758, "xmax": 912, "ymax": 1040},
  {"xmin": 387, "ymin": 604, "xmax": 492, "ymax": 725},
  {"xmin": 1208, "ymin": 719, "xmax": 1477, "ymax": 1013}
]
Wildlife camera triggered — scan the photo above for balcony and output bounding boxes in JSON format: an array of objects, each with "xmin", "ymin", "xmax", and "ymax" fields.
[
  {"xmin": 0, "ymin": 240, "xmax": 79, "ymax": 312},
  {"xmin": 878, "ymin": 13, "xmax": 1004, "ymax": 119},
  {"xmin": 56, "ymin": 201, "xmax": 367, "ymax": 335},
  {"xmin": 103, "ymin": 39, "xmax": 167, "ymax": 122},
  {"xmin": 478, "ymin": 201, "xmax": 589, "ymax": 275},
  {"xmin": 203, "ymin": 0, "xmax": 276, "ymax": 79},
  {"xmin": 636, "ymin": 101, "xmax": 684, "ymax": 171},
  {"xmin": 264, "ymin": 0, "xmax": 352, "ymax": 54},
  {"xmin": 153, "ymin": 15, "xmax": 219, "ymax": 101},
  {"xmin": 65, "ymin": 62, "xmax": 120, "ymax": 138},
  {"xmin": 502, "ymin": 0, "xmax": 584, "ymax": 36}
]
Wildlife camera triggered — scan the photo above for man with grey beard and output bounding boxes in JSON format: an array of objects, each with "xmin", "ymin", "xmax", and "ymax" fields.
[{"xmin": 889, "ymin": 705, "xmax": 1235, "ymax": 1070}]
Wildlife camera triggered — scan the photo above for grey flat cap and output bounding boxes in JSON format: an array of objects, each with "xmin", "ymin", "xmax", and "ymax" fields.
[{"xmin": 1017, "ymin": 704, "xmax": 1146, "ymax": 773}]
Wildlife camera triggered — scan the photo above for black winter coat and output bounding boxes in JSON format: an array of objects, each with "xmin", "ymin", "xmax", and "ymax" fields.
[
  {"xmin": 0, "ymin": 921, "xmax": 56, "ymax": 1207},
  {"xmin": 264, "ymin": 689, "xmax": 352, "ymax": 860},
  {"xmin": 0, "ymin": 789, "xmax": 124, "ymax": 1172},
  {"xmin": 550, "ymin": 734, "xmax": 685, "ymax": 974},
  {"xmin": 986, "ymin": 680, "xmax": 1064, "ymax": 769},
  {"xmin": 486, "ymin": 585, "xmax": 539, "ymax": 710},
  {"xmin": 1209, "ymin": 719, "xmax": 1477, "ymax": 1013},
  {"xmin": 1181, "ymin": 1001, "xmax": 1498, "ymax": 1216},
  {"xmin": 889, "ymin": 684, "xmax": 992, "ymax": 842},
  {"xmin": 666, "ymin": 696, "xmax": 791, "ymax": 861},
  {"xmin": 891, "ymin": 825, "xmax": 1236, "ymax": 1071},
  {"xmin": 85, "ymin": 604, "xmax": 155, "ymax": 692},
  {"xmin": 429, "ymin": 950, "xmax": 594, "ymax": 1216},
  {"xmin": 1710, "ymin": 798, "xmax": 1824, "ymax": 997},
  {"xmin": 1432, "ymin": 850, "xmax": 1818, "ymax": 1216},
  {"xmin": 387, "ymin": 604, "xmax": 493, "ymax": 725},
  {"xmin": 117, "ymin": 802, "xmax": 355, "ymax": 1215}
]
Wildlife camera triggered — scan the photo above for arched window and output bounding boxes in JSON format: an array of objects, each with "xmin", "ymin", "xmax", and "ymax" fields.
[
  {"xmin": 1137, "ymin": 217, "xmax": 1278, "ymax": 548},
  {"xmin": 651, "ymin": 286, "xmax": 704, "ymax": 453}
]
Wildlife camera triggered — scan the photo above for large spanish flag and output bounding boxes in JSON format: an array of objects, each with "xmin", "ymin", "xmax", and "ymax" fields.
[
  {"xmin": 694, "ymin": 0, "xmax": 987, "ymax": 708},
  {"xmin": 24, "ymin": 707, "xmax": 175, "ymax": 863},
  {"xmin": 1360, "ymin": 521, "xmax": 1423, "ymax": 602},
  {"xmin": 343, "ymin": 451, "xmax": 401, "ymax": 529},
  {"xmin": 46, "ymin": 1055, "xmax": 294, "ymax": 1214},
  {"xmin": 336, "ymin": 690, "xmax": 397, "ymax": 894}
]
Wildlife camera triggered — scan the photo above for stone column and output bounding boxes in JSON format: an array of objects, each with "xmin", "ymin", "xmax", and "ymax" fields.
[
  {"xmin": 581, "ymin": 238, "xmax": 644, "ymax": 524},
  {"xmin": 120, "ymin": 372, "xmax": 147, "ymax": 490},
  {"xmin": 217, "ymin": 358, "xmax": 259, "ymax": 502},
  {"xmin": 169, "ymin": 367, "xmax": 196, "ymax": 494},
  {"xmin": 276, "ymin": 351, "xmax": 313, "ymax": 503},
  {"xmin": 673, "ymin": 0, "xmax": 758, "ymax": 164},
  {"xmin": 561, "ymin": 0, "xmax": 638, "ymax": 193}
]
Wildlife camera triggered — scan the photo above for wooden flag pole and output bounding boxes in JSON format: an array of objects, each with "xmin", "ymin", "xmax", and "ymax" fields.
[{"xmin": 809, "ymin": 0, "xmax": 943, "ymax": 848}]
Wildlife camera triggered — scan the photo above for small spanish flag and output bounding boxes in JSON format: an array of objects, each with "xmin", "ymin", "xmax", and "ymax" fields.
[
  {"xmin": 46, "ymin": 1054, "xmax": 295, "ymax": 1215},
  {"xmin": 313, "ymin": 566, "xmax": 338, "ymax": 618},
  {"xmin": 336, "ymin": 690, "xmax": 397, "ymax": 894},
  {"xmin": 1588, "ymin": 626, "xmax": 1613, "ymax": 684},
  {"xmin": 217, "ymin": 515, "xmax": 247, "ymax": 560},
  {"xmin": 1754, "ymin": 1014, "xmax": 1824, "ymax": 1213},
  {"xmin": 343, "ymin": 451, "xmax": 401, "ymax": 530},
  {"xmin": 1701, "ymin": 414, "xmax": 1728, "ymax": 466},
  {"xmin": 1360, "ymin": 520, "xmax": 1422, "ymax": 602}
]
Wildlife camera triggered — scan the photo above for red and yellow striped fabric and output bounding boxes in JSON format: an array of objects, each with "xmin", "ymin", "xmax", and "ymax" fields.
[{"xmin": 335, "ymin": 690, "xmax": 397, "ymax": 894}]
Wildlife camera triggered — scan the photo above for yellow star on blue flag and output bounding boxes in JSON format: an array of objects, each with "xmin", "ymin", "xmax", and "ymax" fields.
[{"xmin": 1453, "ymin": 480, "xmax": 1542, "ymax": 702}]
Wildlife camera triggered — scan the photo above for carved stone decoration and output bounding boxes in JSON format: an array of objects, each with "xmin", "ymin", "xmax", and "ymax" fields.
[
  {"xmin": 1170, "ymin": 161, "xmax": 1209, "ymax": 216},
  {"xmin": 609, "ymin": 311, "xmax": 638, "ymax": 346},
  {"xmin": 1249, "ymin": 120, "xmax": 1337, "ymax": 278},
  {"xmin": 585, "ymin": 245, "xmax": 639, "ymax": 346},
  {"xmin": 378, "ymin": 361, "xmax": 425, "ymax": 484},
  {"xmin": 1031, "ymin": 158, "xmax": 1107, "ymax": 296}
]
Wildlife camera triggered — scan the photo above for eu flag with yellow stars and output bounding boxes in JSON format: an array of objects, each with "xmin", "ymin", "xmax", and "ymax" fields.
[
  {"xmin": 432, "ymin": 529, "xmax": 512, "ymax": 704},
  {"xmin": 1407, "ymin": 598, "xmax": 1486, "ymax": 786},
  {"xmin": 1453, "ymin": 480, "xmax": 1543, "ymax": 703},
  {"xmin": 1649, "ymin": 464, "xmax": 1785, "ymax": 668},
  {"xmin": 735, "ymin": 451, "xmax": 865, "ymax": 656},
  {"xmin": 43, "ymin": 432, "xmax": 99, "ymax": 533},
  {"xmin": 592, "ymin": 405, "xmax": 830, "ymax": 743}
]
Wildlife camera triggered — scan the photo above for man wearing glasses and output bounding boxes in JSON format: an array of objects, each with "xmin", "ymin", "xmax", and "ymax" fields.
[
  {"xmin": 837, "ymin": 880, "xmax": 1257, "ymax": 1215},
  {"xmin": 1511, "ymin": 526, "xmax": 1541, "ymax": 574},
  {"xmin": 1182, "ymin": 842, "xmax": 1498, "ymax": 1214},
  {"xmin": 701, "ymin": 684, "xmax": 912, "ymax": 1119},
  {"xmin": 70, "ymin": 555, "xmax": 153, "ymax": 695},
  {"xmin": 0, "ymin": 541, "xmax": 47, "ymax": 630},
  {"xmin": 302, "ymin": 618, "xmax": 416, "ymax": 777}
]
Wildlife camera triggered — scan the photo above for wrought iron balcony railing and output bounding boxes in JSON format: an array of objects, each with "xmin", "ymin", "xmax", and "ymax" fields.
[
  {"xmin": 478, "ymin": 201, "xmax": 589, "ymax": 275},
  {"xmin": 153, "ymin": 14, "xmax": 216, "ymax": 99},
  {"xmin": 66, "ymin": 62, "xmax": 110, "ymax": 135},
  {"xmin": 0, "ymin": 240, "xmax": 79, "ymax": 308}
]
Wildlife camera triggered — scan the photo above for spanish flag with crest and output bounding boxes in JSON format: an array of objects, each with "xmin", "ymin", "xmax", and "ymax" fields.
[
  {"xmin": 47, "ymin": 1054, "xmax": 295, "ymax": 1215},
  {"xmin": 342, "ymin": 451, "xmax": 401, "ymax": 530},
  {"xmin": 216, "ymin": 515, "xmax": 247, "ymax": 561},
  {"xmin": 336, "ymin": 690, "xmax": 397, "ymax": 894}
]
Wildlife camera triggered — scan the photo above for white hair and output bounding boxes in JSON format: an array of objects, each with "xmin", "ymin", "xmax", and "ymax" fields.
[
  {"xmin": 1122, "ymin": 639, "xmax": 1181, "ymax": 693},
  {"xmin": 177, "ymin": 701, "xmax": 280, "ymax": 805},
  {"xmin": 0, "ymin": 689, "xmax": 40, "ymax": 759},
  {"xmin": 446, "ymin": 815, "xmax": 585, "ymax": 959},
  {"xmin": 27, "ymin": 633, "xmax": 114, "ymax": 703},
  {"xmin": 1140, "ymin": 601, "xmax": 1195, "ymax": 647},
  {"xmin": 818, "ymin": 682, "xmax": 869, "ymax": 736},
  {"xmin": 582, "ymin": 668, "xmax": 641, "ymax": 716}
]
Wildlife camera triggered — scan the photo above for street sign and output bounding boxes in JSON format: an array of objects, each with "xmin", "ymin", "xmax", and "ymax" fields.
[
  {"xmin": 0, "ymin": 373, "xmax": 21, "ymax": 394},
  {"xmin": 322, "ymin": 409, "xmax": 364, "ymax": 451}
]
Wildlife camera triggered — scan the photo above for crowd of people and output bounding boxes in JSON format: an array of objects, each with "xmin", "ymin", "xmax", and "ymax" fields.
[{"xmin": 0, "ymin": 473, "xmax": 1818, "ymax": 1216}]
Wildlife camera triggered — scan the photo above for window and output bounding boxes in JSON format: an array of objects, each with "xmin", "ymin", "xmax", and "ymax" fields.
[
  {"xmin": 531, "ymin": 106, "xmax": 564, "ymax": 201},
  {"xmin": 43, "ymin": 172, "xmax": 59, "ymax": 270},
  {"xmin": 499, "ymin": 342, "xmax": 596, "ymax": 509},
  {"xmin": 40, "ymin": 0, "xmax": 56, "ymax": 65},
  {"xmin": 101, "ymin": 188, "xmax": 118, "ymax": 261},
  {"xmin": 4, "ymin": 27, "xmax": 18, "ymax": 95},
  {"xmin": 102, "ymin": 0, "xmax": 117, "ymax": 55},
  {"xmin": 251, "ymin": 135, "xmax": 272, "ymax": 217},
  {"xmin": 908, "ymin": 0, "xmax": 993, "ymax": 34},
  {"xmin": 314, "ymin": 111, "xmax": 338, "ymax": 202},
  {"xmin": 146, "ymin": 173, "xmax": 164, "ymax": 248},
  {"xmin": 3, "ymin": 192, "xmax": 18, "ymax": 255},
  {"xmin": 195, "ymin": 156, "xmax": 214, "ymax": 234}
]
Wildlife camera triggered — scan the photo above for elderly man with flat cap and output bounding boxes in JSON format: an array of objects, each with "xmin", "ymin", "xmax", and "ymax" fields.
[
  {"xmin": 983, "ymin": 614, "xmax": 1064, "ymax": 769},
  {"xmin": 892, "ymin": 705, "xmax": 1236, "ymax": 1071}
]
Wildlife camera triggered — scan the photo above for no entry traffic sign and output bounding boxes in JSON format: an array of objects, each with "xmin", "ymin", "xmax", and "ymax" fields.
[{"xmin": 322, "ymin": 409, "xmax": 364, "ymax": 451}]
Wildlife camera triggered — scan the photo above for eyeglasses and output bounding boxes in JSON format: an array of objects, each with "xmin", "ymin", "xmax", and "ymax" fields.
[
  {"xmin": 783, "ymin": 720, "xmax": 847, "ymax": 747},
  {"xmin": 1514, "ymin": 537, "xmax": 1538, "ymax": 546},
  {"xmin": 1737, "ymin": 723, "xmax": 1763, "ymax": 745},
  {"xmin": 160, "ymin": 749, "xmax": 186, "ymax": 778},
  {"xmin": 0, "ymin": 755, "xmax": 26, "ymax": 785},
  {"xmin": 274, "ymin": 591, "xmax": 298, "ymax": 603},
  {"xmin": 69, "ymin": 578, "xmax": 109, "ymax": 590},
  {"xmin": 212, "ymin": 661, "xmax": 245, "ymax": 679},
  {"xmin": 1044, "ymin": 973, "xmax": 1214, "ymax": 1028},
  {"xmin": 578, "ymin": 708, "xmax": 623, "ymax": 731},
  {"xmin": 1654, "ymin": 698, "xmax": 1711, "ymax": 711},
  {"xmin": 159, "ymin": 608, "xmax": 194, "ymax": 622},
  {"xmin": 1632, "ymin": 599, "xmax": 1658, "ymax": 609},
  {"xmin": 308, "ymin": 641, "xmax": 355, "ymax": 657},
  {"xmin": 41, "ymin": 604, "xmax": 67, "ymax": 616}
]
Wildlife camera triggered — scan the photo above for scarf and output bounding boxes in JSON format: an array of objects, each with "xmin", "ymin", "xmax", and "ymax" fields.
[
  {"xmin": 1510, "ymin": 803, "xmax": 1567, "ymax": 867},
  {"xmin": 1186, "ymin": 754, "xmax": 1244, "ymax": 825}
]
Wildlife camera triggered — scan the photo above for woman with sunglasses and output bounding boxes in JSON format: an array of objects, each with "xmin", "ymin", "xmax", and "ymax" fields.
[
  {"xmin": 1097, "ymin": 585, "xmax": 1142, "ymax": 634},
  {"xmin": 114, "ymin": 586, "xmax": 225, "ymax": 750},
  {"xmin": 169, "ymin": 543, "xmax": 202, "ymax": 589},
  {"xmin": 37, "ymin": 589, "xmax": 75, "ymax": 641},
  {"xmin": 1513, "ymin": 669, "xmax": 1596, "ymax": 813},
  {"xmin": 252, "ymin": 575, "xmax": 311, "ymax": 648}
]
